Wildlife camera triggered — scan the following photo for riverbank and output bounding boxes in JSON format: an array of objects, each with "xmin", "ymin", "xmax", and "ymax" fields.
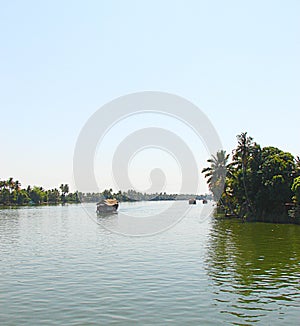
[
  {"xmin": 214, "ymin": 209, "xmax": 300, "ymax": 225},
  {"xmin": 0, "ymin": 178, "xmax": 211, "ymax": 207}
]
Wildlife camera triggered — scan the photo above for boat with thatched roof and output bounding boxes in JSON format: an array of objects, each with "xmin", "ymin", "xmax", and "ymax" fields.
[{"xmin": 96, "ymin": 198, "xmax": 119, "ymax": 214}]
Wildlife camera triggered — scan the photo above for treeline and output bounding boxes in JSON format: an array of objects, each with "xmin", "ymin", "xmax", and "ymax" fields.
[
  {"xmin": 0, "ymin": 178, "xmax": 78, "ymax": 205},
  {"xmin": 0, "ymin": 178, "xmax": 209, "ymax": 206},
  {"xmin": 79, "ymin": 189, "xmax": 211, "ymax": 203},
  {"xmin": 202, "ymin": 132, "xmax": 300, "ymax": 223}
]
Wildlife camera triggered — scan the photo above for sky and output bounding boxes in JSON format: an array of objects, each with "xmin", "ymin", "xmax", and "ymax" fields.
[{"xmin": 0, "ymin": 0, "xmax": 299, "ymax": 193}]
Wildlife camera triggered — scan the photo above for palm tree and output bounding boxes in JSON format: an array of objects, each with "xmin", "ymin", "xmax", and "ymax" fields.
[
  {"xmin": 232, "ymin": 132, "xmax": 255, "ymax": 213},
  {"xmin": 14, "ymin": 180, "xmax": 21, "ymax": 192},
  {"xmin": 7, "ymin": 177, "xmax": 15, "ymax": 191},
  {"xmin": 202, "ymin": 150, "xmax": 230, "ymax": 200},
  {"xmin": 60, "ymin": 184, "xmax": 69, "ymax": 204},
  {"xmin": 0, "ymin": 180, "xmax": 6, "ymax": 205},
  {"xmin": 6, "ymin": 177, "xmax": 15, "ymax": 204},
  {"xmin": 103, "ymin": 188, "xmax": 113, "ymax": 199},
  {"xmin": 12, "ymin": 180, "xmax": 21, "ymax": 204},
  {"xmin": 0, "ymin": 180, "xmax": 6, "ymax": 193}
]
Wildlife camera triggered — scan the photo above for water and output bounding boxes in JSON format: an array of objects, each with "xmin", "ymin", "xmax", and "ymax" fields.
[{"xmin": 0, "ymin": 202, "xmax": 299, "ymax": 325}]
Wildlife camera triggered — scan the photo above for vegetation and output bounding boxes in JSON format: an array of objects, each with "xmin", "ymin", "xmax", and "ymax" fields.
[
  {"xmin": 202, "ymin": 150, "xmax": 230, "ymax": 208},
  {"xmin": 0, "ymin": 178, "xmax": 78, "ymax": 206},
  {"xmin": 202, "ymin": 132, "xmax": 300, "ymax": 224},
  {"xmin": 0, "ymin": 178, "xmax": 210, "ymax": 207},
  {"xmin": 78, "ymin": 189, "xmax": 210, "ymax": 203}
]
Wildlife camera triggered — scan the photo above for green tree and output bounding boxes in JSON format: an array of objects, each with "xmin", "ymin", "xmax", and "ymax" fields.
[
  {"xmin": 29, "ymin": 186, "xmax": 46, "ymax": 204},
  {"xmin": 6, "ymin": 177, "xmax": 15, "ymax": 204},
  {"xmin": 12, "ymin": 180, "xmax": 21, "ymax": 204},
  {"xmin": 257, "ymin": 147, "xmax": 295, "ymax": 216},
  {"xmin": 290, "ymin": 176, "xmax": 300, "ymax": 222},
  {"xmin": 291, "ymin": 176, "xmax": 300, "ymax": 204},
  {"xmin": 16, "ymin": 189, "xmax": 30, "ymax": 205},
  {"xmin": 103, "ymin": 188, "xmax": 113, "ymax": 199},
  {"xmin": 232, "ymin": 132, "xmax": 256, "ymax": 213},
  {"xmin": 59, "ymin": 184, "xmax": 69, "ymax": 204},
  {"xmin": 202, "ymin": 134, "xmax": 298, "ymax": 223},
  {"xmin": 202, "ymin": 150, "xmax": 230, "ymax": 201},
  {"xmin": 0, "ymin": 180, "xmax": 9, "ymax": 205},
  {"xmin": 47, "ymin": 188, "xmax": 60, "ymax": 204}
]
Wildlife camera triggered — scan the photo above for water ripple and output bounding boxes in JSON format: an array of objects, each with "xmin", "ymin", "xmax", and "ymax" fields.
[{"xmin": 0, "ymin": 203, "xmax": 300, "ymax": 325}]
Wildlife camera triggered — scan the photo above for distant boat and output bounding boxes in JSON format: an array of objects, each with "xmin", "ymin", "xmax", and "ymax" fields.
[
  {"xmin": 189, "ymin": 198, "xmax": 197, "ymax": 205},
  {"xmin": 96, "ymin": 199, "xmax": 119, "ymax": 214},
  {"xmin": 202, "ymin": 199, "xmax": 208, "ymax": 204}
]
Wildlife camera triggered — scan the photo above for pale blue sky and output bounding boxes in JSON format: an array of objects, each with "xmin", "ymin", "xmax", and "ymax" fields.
[{"xmin": 1, "ymin": 0, "xmax": 299, "ymax": 192}]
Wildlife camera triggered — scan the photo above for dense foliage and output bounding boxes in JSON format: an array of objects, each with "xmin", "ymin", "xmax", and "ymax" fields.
[
  {"xmin": 0, "ymin": 178, "xmax": 78, "ymax": 205},
  {"xmin": 202, "ymin": 132, "xmax": 300, "ymax": 223}
]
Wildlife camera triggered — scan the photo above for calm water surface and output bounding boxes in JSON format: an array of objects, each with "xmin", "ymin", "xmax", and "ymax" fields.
[{"xmin": 0, "ymin": 202, "xmax": 300, "ymax": 325}]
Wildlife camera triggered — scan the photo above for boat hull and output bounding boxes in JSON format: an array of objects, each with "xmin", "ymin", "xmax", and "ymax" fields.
[{"xmin": 96, "ymin": 203, "xmax": 119, "ymax": 214}]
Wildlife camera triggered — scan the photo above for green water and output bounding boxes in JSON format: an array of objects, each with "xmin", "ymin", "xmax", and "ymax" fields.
[
  {"xmin": 0, "ymin": 202, "xmax": 299, "ymax": 325},
  {"xmin": 206, "ymin": 218, "xmax": 300, "ymax": 324}
]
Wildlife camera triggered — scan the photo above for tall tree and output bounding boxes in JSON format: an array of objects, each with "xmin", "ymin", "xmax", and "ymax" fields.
[
  {"xmin": 232, "ymin": 132, "xmax": 255, "ymax": 213},
  {"xmin": 7, "ymin": 177, "xmax": 15, "ymax": 204},
  {"xmin": 60, "ymin": 184, "xmax": 69, "ymax": 204},
  {"xmin": 202, "ymin": 150, "xmax": 230, "ymax": 201}
]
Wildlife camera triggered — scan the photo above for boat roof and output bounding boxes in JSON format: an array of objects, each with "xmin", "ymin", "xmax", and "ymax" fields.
[{"xmin": 97, "ymin": 198, "xmax": 118, "ymax": 206}]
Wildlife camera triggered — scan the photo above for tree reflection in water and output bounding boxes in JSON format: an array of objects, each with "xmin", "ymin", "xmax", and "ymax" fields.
[{"xmin": 205, "ymin": 218, "xmax": 300, "ymax": 324}]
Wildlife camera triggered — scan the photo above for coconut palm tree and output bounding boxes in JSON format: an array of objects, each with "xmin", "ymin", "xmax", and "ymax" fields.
[
  {"xmin": 202, "ymin": 150, "xmax": 230, "ymax": 200},
  {"xmin": 0, "ymin": 180, "xmax": 7, "ymax": 204},
  {"xmin": 0, "ymin": 180, "xmax": 6, "ymax": 193},
  {"xmin": 232, "ymin": 132, "xmax": 255, "ymax": 212},
  {"xmin": 60, "ymin": 184, "xmax": 69, "ymax": 204},
  {"xmin": 7, "ymin": 177, "xmax": 15, "ymax": 191},
  {"xmin": 14, "ymin": 180, "xmax": 21, "ymax": 191},
  {"xmin": 5, "ymin": 177, "xmax": 15, "ymax": 204}
]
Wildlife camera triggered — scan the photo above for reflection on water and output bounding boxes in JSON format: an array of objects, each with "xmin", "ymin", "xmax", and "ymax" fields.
[
  {"xmin": 0, "ymin": 203, "xmax": 300, "ymax": 325},
  {"xmin": 206, "ymin": 218, "xmax": 300, "ymax": 324}
]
